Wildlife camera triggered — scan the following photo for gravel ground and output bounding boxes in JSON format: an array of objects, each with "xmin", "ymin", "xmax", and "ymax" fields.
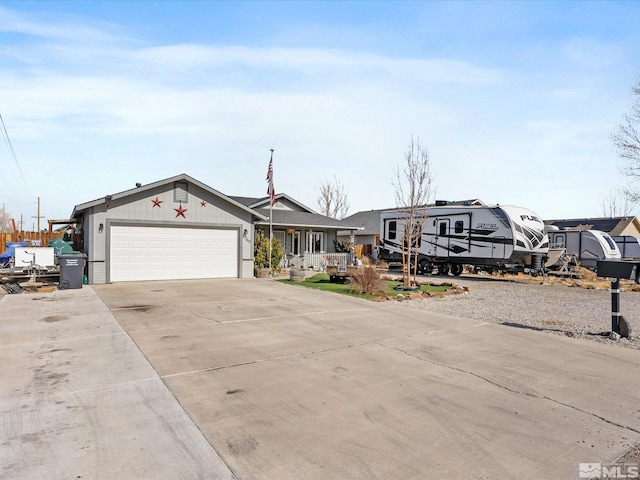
[{"xmin": 390, "ymin": 273, "xmax": 640, "ymax": 350}]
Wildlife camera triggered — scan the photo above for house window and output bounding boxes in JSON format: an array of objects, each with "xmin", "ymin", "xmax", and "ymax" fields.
[
  {"xmin": 455, "ymin": 221, "xmax": 464, "ymax": 234},
  {"xmin": 288, "ymin": 231, "xmax": 301, "ymax": 255},
  {"xmin": 174, "ymin": 182, "xmax": 188, "ymax": 202},
  {"xmin": 307, "ymin": 232, "xmax": 324, "ymax": 253},
  {"xmin": 388, "ymin": 220, "xmax": 397, "ymax": 240}
]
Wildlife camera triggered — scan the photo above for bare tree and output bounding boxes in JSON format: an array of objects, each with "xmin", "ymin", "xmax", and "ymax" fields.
[
  {"xmin": 613, "ymin": 78, "xmax": 640, "ymax": 203},
  {"xmin": 393, "ymin": 136, "xmax": 435, "ymax": 289},
  {"xmin": 316, "ymin": 174, "xmax": 350, "ymax": 219},
  {"xmin": 601, "ymin": 188, "xmax": 636, "ymax": 217},
  {"xmin": 0, "ymin": 205, "xmax": 13, "ymax": 233}
]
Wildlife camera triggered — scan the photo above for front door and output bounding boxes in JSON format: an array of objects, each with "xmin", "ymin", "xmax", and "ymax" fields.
[{"xmin": 435, "ymin": 219, "xmax": 450, "ymax": 258}]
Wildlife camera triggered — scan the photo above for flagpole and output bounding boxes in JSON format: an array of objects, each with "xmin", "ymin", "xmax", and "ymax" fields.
[{"xmin": 269, "ymin": 148, "xmax": 274, "ymax": 275}]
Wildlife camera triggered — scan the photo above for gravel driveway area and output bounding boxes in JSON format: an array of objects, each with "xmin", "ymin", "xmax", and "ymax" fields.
[{"xmin": 392, "ymin": 274, "xmax": 640, "ymax": 349}]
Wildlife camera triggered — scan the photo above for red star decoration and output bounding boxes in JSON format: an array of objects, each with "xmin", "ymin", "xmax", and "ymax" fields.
[
  {"xmin": 151, "ymin": 197, "xmax": 163, "ymax": 208},
  {"xmin": 200, "ymin": 200, "xmax": 207, "ymax": 207},
  {"xmin": 174, "ymin": 203, "xmax": 188, "ymax": 218}
]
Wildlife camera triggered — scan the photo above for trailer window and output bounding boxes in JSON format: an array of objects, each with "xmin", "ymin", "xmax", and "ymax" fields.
[
  {"xmin": 388, "ymin": 221, "xmax": 397, "ymax": 240},
  {"xmin": 603, "ymin": 235, "xmax": 617, "ymax": 250},
  {"xmin": 412, "ymin": 224, "xmax": 422, "ymax": 248},
  {"xmin": 553, "ymin": 234, "xmax": 565, "ymax": 248},
  {"xmin": 454, "ymin": 221, "xmax": 464, "ymax": 234},
  {"xmin": 439, "ymin": 222, "xmax": 447, "ymax": 236}
]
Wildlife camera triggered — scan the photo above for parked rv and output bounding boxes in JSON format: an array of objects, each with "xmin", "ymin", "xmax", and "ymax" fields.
[
  {"xmin": 545, "ymin": 227, "xmax": 621, "ymax": 269},
  {"xmin": 612, "ymin": 236, "xmax": 640, "ymax": 259},
  {"xmin": 379, "ymin": 203, "xmax": 549, "ymax": 276}
]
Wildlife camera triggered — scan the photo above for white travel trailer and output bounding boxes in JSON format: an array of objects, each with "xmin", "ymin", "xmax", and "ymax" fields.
[
  {"xmin": 379, "ymin": 203, "xmax": 550, "ymax": 276},
  {"xmin": 612, "ymin": 236, "xmax": 640, "ymax": 259},
  {"xmin": 545, "ymin": 227, "xmax": 621, "ymax": 269}
]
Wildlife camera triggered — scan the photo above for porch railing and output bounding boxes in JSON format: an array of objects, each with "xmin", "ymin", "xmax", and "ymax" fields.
[{"xmin": 297, "ymin": 252, "xmax": 355, "ymax": 270}]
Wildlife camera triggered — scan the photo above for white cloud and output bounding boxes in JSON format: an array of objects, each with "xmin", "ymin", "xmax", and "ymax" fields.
[
  {"xmin": 0, "ymin": 4, "xmax": 636, "ymax": 223},
  {"xmin": 0, "ymin": 5, "xmax": 129, "ymax": 43},
  {"xmin": 562, "ymin": 37, "xmax": 624, "ymax": 69}
]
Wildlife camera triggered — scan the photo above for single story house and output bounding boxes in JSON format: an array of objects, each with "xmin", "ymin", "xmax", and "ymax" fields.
[
  {"xmin": 544, "ymin": 216, "xmax": 640, "ymax": 238},
  {"xmin": 230, "ymin": 193, "xmax": 361, "ymax": 269},
  {"xmin": 337, "ymin": 208, "xmax": 389, "ymax": 258},
  {"xmin": 71, "ymin": 174, "xmax": 361, "ymax": 284}
]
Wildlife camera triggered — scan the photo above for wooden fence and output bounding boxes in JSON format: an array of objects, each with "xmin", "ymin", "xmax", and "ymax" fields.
[{"xmin": 0, "ymin": 231, "xmax": 65, "ymax": 248}]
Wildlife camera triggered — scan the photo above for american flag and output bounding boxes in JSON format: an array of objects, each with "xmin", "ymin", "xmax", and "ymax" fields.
[{"xmin": 266, "ymin": 155, "xmax": 275, "ymax": 206}]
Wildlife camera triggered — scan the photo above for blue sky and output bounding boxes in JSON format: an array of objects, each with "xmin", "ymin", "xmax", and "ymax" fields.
[{"xmin": 1, "ymin": 1, "xmax": 639, "ymax": 228}]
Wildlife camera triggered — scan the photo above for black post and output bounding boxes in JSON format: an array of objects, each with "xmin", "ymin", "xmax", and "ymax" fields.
[{"xmin": 611, "ymin": 277, "xmax": 620, "ymax": 334}]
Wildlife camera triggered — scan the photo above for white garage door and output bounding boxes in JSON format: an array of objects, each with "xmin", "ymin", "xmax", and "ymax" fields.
[{"xmin": 110, "ymin": 225, "xmax": 238, "ymax": 282}]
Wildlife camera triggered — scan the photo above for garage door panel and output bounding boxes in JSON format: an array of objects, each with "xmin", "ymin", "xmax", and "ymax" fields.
[{"xmin": 110, "ymin": 226, "xmax": 238, "ymax": 282}]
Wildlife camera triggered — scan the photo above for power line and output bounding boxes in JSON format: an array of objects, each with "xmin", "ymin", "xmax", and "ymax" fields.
[
  {"xmin": 0, "ymin": 112, "xmax": 35, "ymax": 221},
  {"xmin": 0, "ymin": 113, "xmax": 31, "ymax": 194}
]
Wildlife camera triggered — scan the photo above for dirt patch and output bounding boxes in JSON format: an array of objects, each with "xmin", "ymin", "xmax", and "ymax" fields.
[
  {"xmin": 226, "ymin": 389, "xmax": 244, "ymax": 395},
  {"xmin": 114, "ymin": 305, "xmax": 155, "ymax": 312},
  {"xmin": 226, "ymin": 436, "xmax": 258, "ymax": 456},
  {"xmin": 40, "ymin": 315, "xmax": 67, "ymax": 323},
  {"xmin": 495, "ymin": 267, "xmax": 636, "ymax": 292}
]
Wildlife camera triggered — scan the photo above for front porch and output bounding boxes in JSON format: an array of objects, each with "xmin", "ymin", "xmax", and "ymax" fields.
[{"xmin": 285, "ymin": 251, "xmax": 356, "ymax": 271}]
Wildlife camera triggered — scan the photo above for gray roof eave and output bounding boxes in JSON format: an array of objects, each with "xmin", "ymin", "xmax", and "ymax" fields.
[
  {"xmin": 72, "ymin": 173, "xmax": 267, "ymax": 221},
  {"xmin": 255, "ymin": 220, "xmax": 363, "ymax": 230}
]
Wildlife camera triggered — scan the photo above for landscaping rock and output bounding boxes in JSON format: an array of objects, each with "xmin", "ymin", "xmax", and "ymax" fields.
[{"xmin": 620, "ymin": 316, "xmax": 633, "ymax": 338}]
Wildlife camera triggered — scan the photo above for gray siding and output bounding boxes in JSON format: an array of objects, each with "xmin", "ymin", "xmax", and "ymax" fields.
[{"xmin": 83, "ymin": 182, "xmax": 255, "ymax": 283}]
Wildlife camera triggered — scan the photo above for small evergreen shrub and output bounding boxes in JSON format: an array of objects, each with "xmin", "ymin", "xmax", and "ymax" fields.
[{"xmin": 254, "ymin": 233, "xmax": 284, "ymax": 270}]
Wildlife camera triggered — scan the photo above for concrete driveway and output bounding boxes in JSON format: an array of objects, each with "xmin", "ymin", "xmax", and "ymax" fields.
[
  {"xmin": 2, "ymin": 278, "xmax": 640, "ymax": 479},
  {"xmin": 93, "ymin": 278, "xmax": 640, "ymax": 480}
]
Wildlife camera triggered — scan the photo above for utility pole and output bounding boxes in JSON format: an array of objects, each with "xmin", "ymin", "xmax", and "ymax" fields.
[{"xmin": 32, "ymin": 196, "xmax": 44, "ymax": 233}]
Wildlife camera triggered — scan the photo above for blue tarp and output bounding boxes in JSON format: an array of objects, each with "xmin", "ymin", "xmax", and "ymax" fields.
[{"xmin": 0, "ymin": 241, "xmax": 29, "ymax": 268}]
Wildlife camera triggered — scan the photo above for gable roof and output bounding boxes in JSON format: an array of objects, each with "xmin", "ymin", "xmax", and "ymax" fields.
[
  {"xmin": 339, "ymin": 208, "xmax": 391, "ymax": 235},
  {"xmin": 229, "ymin": 193, "xmax": 318, "ymax": 213},
  {"xmin": 545, "ymin": 216, "xmax": 640, "ymax": 236},
  {"xmin": 72, "ymin": 173, "xmax": 267, "ymax": 220},
  {"xmin": 254, "ymin": 208, "xmax": 363, "ymax": 230}
]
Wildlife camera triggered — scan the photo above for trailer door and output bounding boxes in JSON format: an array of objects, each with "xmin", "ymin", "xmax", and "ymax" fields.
[
  {"xmin": 552, "ymin": 233, "xmax": 566, "ymax": 249},
  {"xmin": 492, "ymin": 236, "xmax": 505, "ymax": 259},
  {"xmin": 435, "ymin": 219, "xmax": 450, "ymax": 258}
]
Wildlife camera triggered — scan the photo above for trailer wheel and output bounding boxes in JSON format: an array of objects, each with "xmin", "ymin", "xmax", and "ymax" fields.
[
  {"xmin": 419, "ymin": 259, "xmax": 432, "ymax": 275},
  {"xmin": 451, "ymin": 264, "xmax": 463, "ymax": 276},
  {"xmin": 437, "ymin": 264, "xmax": 449, "ymax": 275}
]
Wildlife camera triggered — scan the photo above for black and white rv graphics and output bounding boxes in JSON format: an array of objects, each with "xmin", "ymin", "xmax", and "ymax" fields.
[{"xmin": 379, "ymin": 203, "xmax": 549, "ymax": 276}]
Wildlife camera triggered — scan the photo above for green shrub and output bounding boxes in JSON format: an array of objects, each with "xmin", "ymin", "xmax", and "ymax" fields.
[
  {"xmin": 333, "ymin": 239, "xmax": 352, "ymax": 253},
  {"xmin": 254, "ymin": 233, "xmax": 284, "ymax": 270}
]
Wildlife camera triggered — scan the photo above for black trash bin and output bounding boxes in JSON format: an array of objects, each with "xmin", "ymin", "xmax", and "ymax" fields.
[{"xmin": 58, "ymin": 254, "xmax": 87, "ymax": 290}]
